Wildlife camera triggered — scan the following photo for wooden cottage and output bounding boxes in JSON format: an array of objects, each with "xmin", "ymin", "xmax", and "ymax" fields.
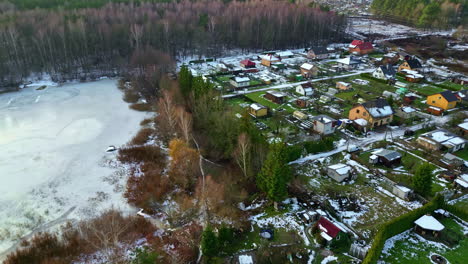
[
  {"xmin": 414, "ymin": 215, "xmax": 444, "ymax": 237},
  {"xmin": 348, "ymin": 99, "xmax": 394, "ymax": 128},
  {"xmin": 427, "ymin": 91, "xmax": 459, "ymax": 110},
  {"xmin": 349, "ymin": 40, "xmax": 374, "ymax": 55},
  {"xmin": 300, "ymin": 63, "xmax": 318, "ymax": 78},
  {"xmin": 249, "ymin": 103, "xmax": 267, "ymax": 118},
  {"xmin": 336, "ymin": 81, "xmax": 352, "ymax": 90},
  {"xmin": 265, "ymin": 91, "xmax": 286, "ymax": 104}
]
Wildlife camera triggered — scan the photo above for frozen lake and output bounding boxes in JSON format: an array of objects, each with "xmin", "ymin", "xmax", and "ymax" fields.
[{"xmin": 0, "ymin": 79, "xmax": 147, "ymax": 256}]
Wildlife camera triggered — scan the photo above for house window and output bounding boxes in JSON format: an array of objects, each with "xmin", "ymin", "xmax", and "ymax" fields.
[
  {"xmin": 374, "ymin": 122, "xmax": 378, "ymax": 127},
  {"xmin": 356, "ymin": 109, "xmax": 360, "ymax": 114},
  {"xmin": 432, "ymin": 100, "xmax": 436, "ymax": 103},
  {"xmin": 438, "ymin": 97, "xmax": 441, "ymax": 99}
]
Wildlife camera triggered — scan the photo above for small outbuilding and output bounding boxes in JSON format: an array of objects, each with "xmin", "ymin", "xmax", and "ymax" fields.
[
  {"xmin": 265, "ymin": 90, "xmax": 286, "ymax": 104},
  {"xmin": 249, "ymin": 103, "xmax": 268, "ymax": 118},
  {"xmin": 316, "ymin": 217, "xmax": 343, "ymax": 242},
  {"xmin": 296, "ymin": 97, "xmax": 309, "ymax": 108},
  {"xmin": 414, "ymin": 215, "xmax": 445, "ymax": 237},
  {"xmin": 392, "ymin": 185, "xmax": 412, "ymax": 200},
  {"xmin": 230, "ymin": 76, "xmax": 250, "ymax": 88},
  {"xmin": 336, "ymin": 81, "xmax": 352, "ymax": 90},
  {"xmin": 300, "ymin": 63, "xmax": 318, "ymax": 78},
  {"xmin": 312, "ymin": 115, "xmax": 336, "ymax": 135},
  {"xmin": 240, "ymin": 59, "xmax": 256, "ymax": 68},
  {"xmin": 371, "ymin": 149, "xmax": 402, "ymax": 167},
  {"xmin": 328, "ymin": 163, "xmax": 352, "ymax": 182}
]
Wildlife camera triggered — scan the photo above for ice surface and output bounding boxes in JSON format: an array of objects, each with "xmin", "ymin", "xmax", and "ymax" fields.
[{"xmin": 0, "ymin": 79, "xmax": 147, "ymax": 256}]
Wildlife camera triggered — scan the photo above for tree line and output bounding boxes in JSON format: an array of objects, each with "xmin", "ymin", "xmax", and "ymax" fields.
[
  {"xmin": 0, "ymin": 0, "xmax": 347, "ymax": 88},
  {"xmin": 371, "ymin": 0, "xmax": 466, "ymax": 28}
]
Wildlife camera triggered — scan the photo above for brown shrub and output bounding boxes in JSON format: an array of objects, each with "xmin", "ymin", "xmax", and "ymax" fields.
[
  {"xmin": 140, "ymin": 118, "xmax": 153, "ymax": 126},
  {"xmin": 123, "ymin": 88, "xmax": 140, "ymax": 103},
  {"xmin": 124, "ymin": 162, "xmax": 170, "ymax": 210},
  {"xmin": 130, "ymin": 103, "xmax": 154, "ymax": 112},
  {"xmin": 118, "ymin": 145, "xmax": 164, "ymax": 164},
  {"xmin": 129, "ymin": 128, "xmax": 155, "ymax": 145}
]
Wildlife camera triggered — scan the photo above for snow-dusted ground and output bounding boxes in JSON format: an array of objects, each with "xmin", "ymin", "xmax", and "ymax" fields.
[
  {"xmin": 348, "ymin": 18, "xmax": 454, "ymax": 41},
  {"xmin": 0, "ymin": 79, "xmax": 147, "ymax": 258}
]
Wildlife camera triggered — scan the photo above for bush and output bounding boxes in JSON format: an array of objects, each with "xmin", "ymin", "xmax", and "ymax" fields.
[
  {"xmin": 130, "ymin": 128, "xmax": 155, "ymax": 145},
  {"xmin": 304, "ymin": 137, "xmax": 334, "ymax": 154},
  {"xmin": 123, "ymin": 89, "xmax": 140, "ymax": 103},
  {"xmin": 285, "ymin": 144, "xmax": 303, "ymax": 162},
  {"xmin": 130, "ymin": 103, "xmax": 154, "ymax": 112},
  {"xmin": 118, "ymin": 145, "xmax": 164, "ymax": 164}
]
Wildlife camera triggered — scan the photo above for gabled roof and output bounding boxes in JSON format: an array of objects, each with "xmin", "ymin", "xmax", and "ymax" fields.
[
  {"xmin": 373, "ymin": 149, "xmax": 402, "ymax": 161},
  {"xmin": 414, "ymin": 215, "xmax": 444, "ymax": 231},
  {"xmin": 300, "ymin": 82, "xmax": 313, "ymax": 88},
  {"xmin": 379, "ymin": 64, "xmax": 396, "ymax": 77},
  {"xmin": 349, "ymin": 40, "xmax": 364, "ymax": 48},
  {"xmin": 356, "ymin": 42, "xmax": 373, "ymax": 50},
  {"xmin": 240, "ymin": 59, "xmax": 255, "ymax": 66},
  {"xmin": 361, "ymin": 99, "xmax": 393, "ymax": 118},
  {"xmin": 301, "ymin": 63, "xmax": 315, "ymax": 70},
  {"xmin": 438, "ymin": 90, "xmax": 459, "ymax": 102},
  {"xmin": 405, "ymin": 58, "xmax": 422, "ymax": 69},
  {"xmin": 317, "ymin": 217, "xmax": 341, "ymax": 238}
]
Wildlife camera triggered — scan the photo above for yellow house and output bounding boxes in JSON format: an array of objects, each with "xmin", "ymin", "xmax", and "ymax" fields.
[
  {"xmin": 398, "ymin": 58, "xmax": 422, "ymax": 72},
  {"xmin": 261, "ymin": 54, "xmax": 280, "ymax": 67},
  {"xmin": 348, "ymin": 99, "xmax": 394, "ymax": 128},
  {"xmin": 249, "ymin": 103, "xmax": 268, "ymax": 117},
  {"xmin": 427, "ymin": 91, "xmax": 459, "ymax": 110}
]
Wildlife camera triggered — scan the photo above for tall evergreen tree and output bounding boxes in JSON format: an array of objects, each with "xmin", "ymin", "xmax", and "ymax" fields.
[
  {"xmin": 179, "ymin": 65, "xmax": 192, "ymax": 98},
  {"xmin": 256, "ymin": 142, "xmax": 291, "ymax": 203},
  {"xmin": 413, "ymin": 163, "xmax": 433, "ymax": 197},
  {"xmin": 201, "ymin": 226, "xmax": 219, "ymax": 258}
]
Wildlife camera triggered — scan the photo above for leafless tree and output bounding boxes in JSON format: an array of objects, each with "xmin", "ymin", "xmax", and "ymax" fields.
[
  {"xmin": 176, "ymin": 107, "xmax": 192, "ymax": 144},
  {"xmin": 234, "ymin": 133, "xmax": 251, "ymax": 179}
]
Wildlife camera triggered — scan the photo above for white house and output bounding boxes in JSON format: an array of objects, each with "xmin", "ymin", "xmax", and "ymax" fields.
[
  {"xmin": 327, "ymin": 164, "xmax": 352, "ymax": 182},
  {"xmin": 312, "ymin": 115, "xmax": 336, "ymax": 135},
  {"xmin": 373, "ymin": 65, "xmax": 396, "ymax": 80},
  {"xmin": 229, "ymin": 76, "xmax": 250, "ymax": 88},
  {"xmin": 417, "ymin": 129, "xmax": 466, "ymax": 153},
  {"xmin": 296, "ymin": 82, "xmax": 314, "ymax": 96}
]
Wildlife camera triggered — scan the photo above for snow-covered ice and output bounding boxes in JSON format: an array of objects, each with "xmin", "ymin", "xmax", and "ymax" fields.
[{"xmin": 0, "ymin": 79, "xmax": 147, "ymax": 257}]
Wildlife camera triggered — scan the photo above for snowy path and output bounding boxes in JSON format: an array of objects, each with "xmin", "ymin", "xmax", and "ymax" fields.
[
  {"xmin": 291, "ymin": 123, "xmax": 424, "ymax": 164},
  {"xmin": 222, "ymin": 69, "xmax": 373, "ymax": 98}
]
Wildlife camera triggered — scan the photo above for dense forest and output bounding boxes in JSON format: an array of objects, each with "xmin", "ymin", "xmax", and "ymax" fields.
[
  {"xmin": 0, "ymin": 0, "xmax": 347, "ymax": 88},
  {"xmin": 371, "ymin": 0, "xmax": 467, "ymax": 28}
]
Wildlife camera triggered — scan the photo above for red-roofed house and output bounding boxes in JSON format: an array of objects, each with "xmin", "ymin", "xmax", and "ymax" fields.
[
  {"xmin": 349, "ymin": 40, "xmax": 374, "ymax": 55},
  {"xmin": 316, "ymin": 217, "xmax": 342, "ymax": 241},
  {"xmin": 240, "ymin": 59, "xmax": 256, "ymax": 68}
]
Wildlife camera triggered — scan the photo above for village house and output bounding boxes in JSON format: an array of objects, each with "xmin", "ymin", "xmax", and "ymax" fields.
[
  {"xmin": 348, "ymin": 40, "xmax": 374, "ymax": 55},
  {"xmin": 261, "ymin": 54, "xmax": 281, "ymax": 67},
  {"xmin": 296, "ymin": 82, "xmax": 314, "ymax": 96},
  {"xmin": 395, "ymin": 106, "xmax": 417, "ymax": 119},
  {"xmin": 348, "ymin": 98, "xmax": 394, "ymax": 128},
  {"xmin": 240, "ymin": 59, "xmax": 256, "ymax": 68},
  {"xmin": 249, "ymin": 103, "xmax": 267, "ymax": 118},
  {"xmin": 307, "ymin": 46, "xmax": 333, "ymax": 60},
  {"xmin": 265, "ymin": 90, "xmax": 286, "ymax": 104},
  {"xmin": 336, "ymin": 81, "xmax": 352, "ymax": 91},
  {"xmin": 452, "ymin": 76, "xmax": 468, "ymax": 86},
  {"xmin": 317, "ymin": 217, "xmax": 341, "ymax": 241},
  {"xmin": 312, "ymin": 115, "xmax": 336, "ymax": 135},
  {"xmin": 336, "ymin": 57, "xmax": 362, "ymax": 71},
  {"xmin": 400, "ymin": 69, "xmax": 424, "ymax": 83},
  {"xmin": 327, "ymin": 163, "xmax": 352, "ymax": 182},
  {"xmin": 398, "ymin": 58, "xmax": 422, "ymax": 72},
  {"xmin": 369, "ymin": 149, "xmax": 402, "ymax": 167},
  {"xmin": 383, "ymin": 52, "xmax": 400, "ymax": 65},
  {"xmin": 372, "ymin": 64, "xmax": 396, "ymax": 80},
  {"xmin": 229, "ymin": 76, "xmax": 250, "ymax": 88},
  {"xmin": 300, "ymin": 63, "xmax": 318, "ymax": 78},
  {"xmin": 417, "ymin": 129, "xmax": 466, "ymax": 153},
  {"xmin": 427, "ymin": 91, "xmax": 459, "ymax": 111},
  {"xmin": 414, "ymin": 214, "xmax": 445, "ymax": 237}
]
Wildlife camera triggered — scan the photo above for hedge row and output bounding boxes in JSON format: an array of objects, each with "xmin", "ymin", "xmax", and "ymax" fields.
[
  {"xmin": 362, "ymin": 195, "xmax": 445, "ymax": 264},
  {"xmin": 427, "ymin": 81, "xmax": 461, "ymax": 92},
  {"xmin": 359, "ymin": 73, "xmax": 388, "ymax": 85}
]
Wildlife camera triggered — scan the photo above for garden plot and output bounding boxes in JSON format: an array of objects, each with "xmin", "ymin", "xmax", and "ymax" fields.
[
  {"xmin": 380, "ymin": 217, "xmax": 468, "ymax": 264},
  {"xmin": 293, "ymin": 158, "xmax": 411, "ymax": 240}
]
